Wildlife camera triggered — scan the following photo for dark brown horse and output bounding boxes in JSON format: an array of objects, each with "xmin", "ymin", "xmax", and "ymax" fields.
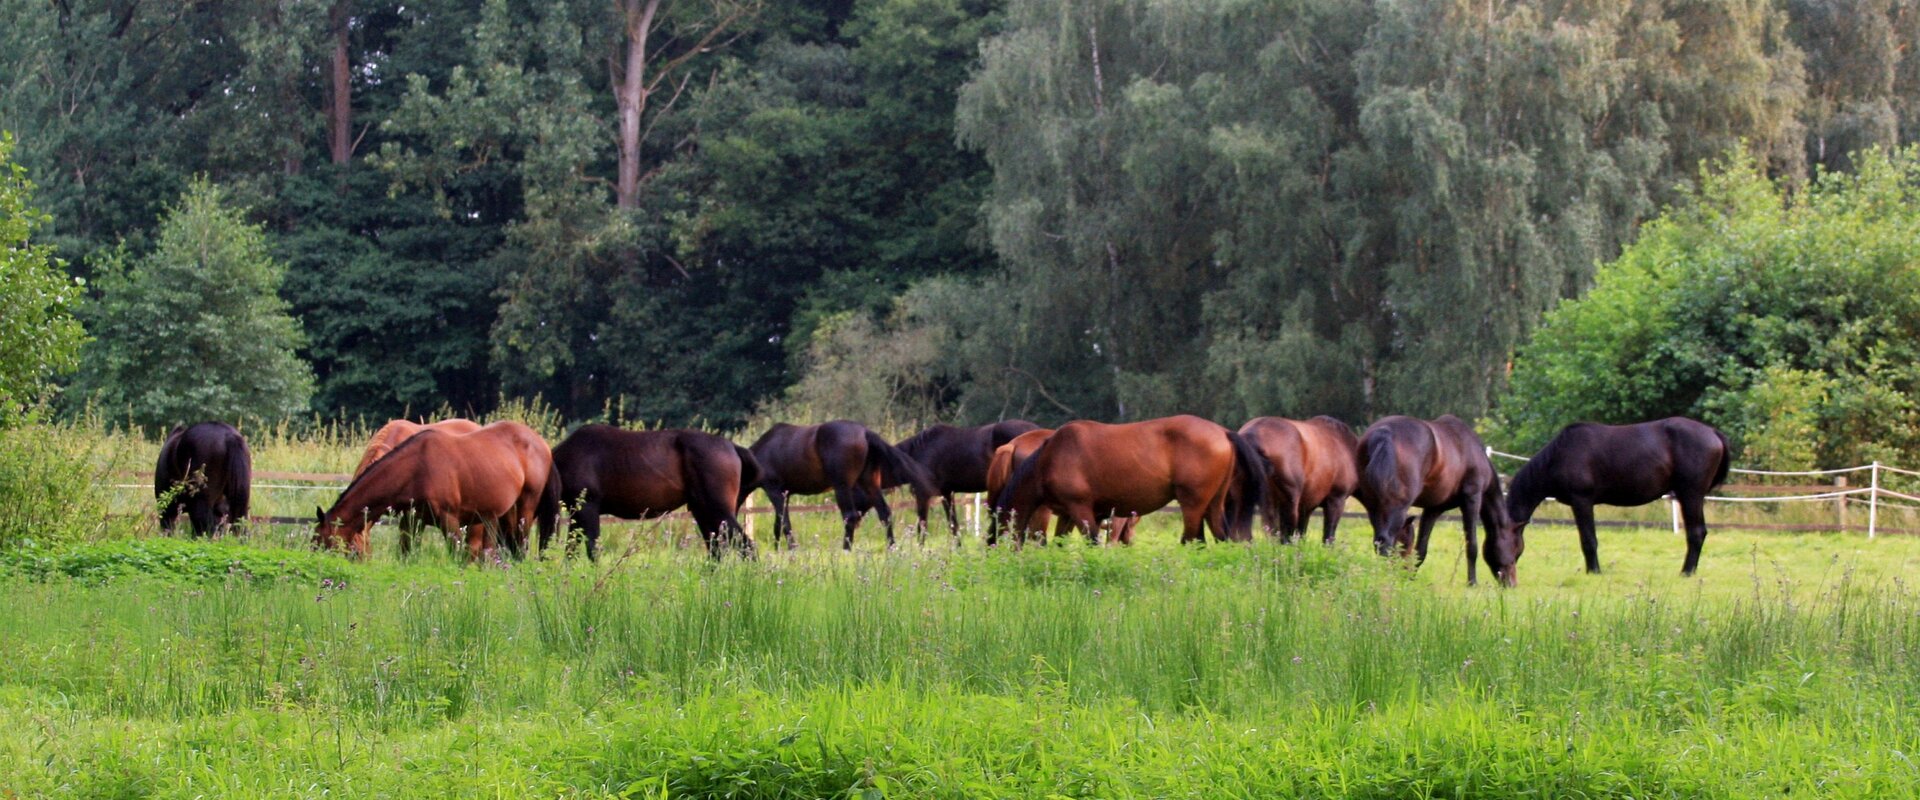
[
  {"xmin": 749, "ymin": 420, "xmax": 939, "ymax": 550},
  {"xmin": 354, "ymin": 418, "xmax": 484, "ymax": 554},
  {"xmin": 550, "ymin": 425, "xmax": 760, "ymax": 560},
  {"xmin": 1238, "ymin": 416, "xmax": 1359, "ymax": 544},
  {"xmin": 893, "ymin": 420, "xmax": 1040, "ymax": 544},
  {"xmin": 1354, "ymin": 415, "xmax": 1508, "ymax": 586},
  {"xmin": 315, "ymin": 421, "xmax": 559, "ymax": 561},
  {"xmin": 1493, "ymin": 417, "xmax": 1731, "ymax": 581},
  {"xmin": 998, "ymin": 415, "xmax": 1266, "ymax": 544},
  {"xmin": 156, "ymin": 421, "xmax": 251, "ymax": 536}
]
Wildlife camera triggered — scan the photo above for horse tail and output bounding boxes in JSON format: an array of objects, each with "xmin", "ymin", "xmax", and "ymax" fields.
[
  {"xmin": 1225, "ymin": 431, "xmax": 1269, "ymax": 540},
  {"xmin": 733, "ymin": 444, "xmax": 763, "ymax": 511},
  {"xmin": 1710, "ymin": 426, "xmax": 1733, "ymax": 490},
  {"xmin": 865, "ymin": 429, "xmax": 938, "ymax": 500},
  {"xmin": 535, "ymin": 459, "xmax": 563, "ymax": 551},
  {"xmin": 226, "ymin": 435, "xmax": 253, "ymax": 526},
  {"xmin": 1364, "ymin": 433, "xmax": 1399, "ymax": 498},
  {"xmin": 996, "ymin": 445, "xmax": 1046, "ymax": 514}
]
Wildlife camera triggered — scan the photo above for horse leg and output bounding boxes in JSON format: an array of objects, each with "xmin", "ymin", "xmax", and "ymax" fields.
[
  {"xmin": 1320, "ymin": 494, "xmax": 1346, "ymax": 546},
  {"xmin": 832, "ymin": 485, "xmax": 863, "ymax": 551},
  {"xmin": 1412, "ymin": 511, "xmax": 1441, "ymax": 565},
  {"xmin": 1182, "ymin": 500, "xmax": 1211, "ymax": 545},
  {"xmin": 1061, "ymin": 502, "xmax": 1100, "ymax": 544},
  {"xmin": 764, "ymin": 487, "xmax": 793, "ymax": 550},
  {"xmin": 1679, "ymin": 493, "xmax": 1709, "ymax": 576},
  {"xmin": 943, "ymin": 493, "xmax": 960, "ymax": 548},
  {"xmin": 575, "ymin": 499, "xmax": 602, "ymax": 562},
  {"xmin": 1461, "ymin": 494, "xmax": 1482, "ymax": 587},
  {"xmin": 186, "ymin": 499, "xmax": 216, "ymax": 538},
  {"xmin": 1572, "ymin": 501, "xmax": 1602, "ymax": 574},
  {"xmin": 871, "ymin": 486, "xmax": 898, "ymax": 550}
]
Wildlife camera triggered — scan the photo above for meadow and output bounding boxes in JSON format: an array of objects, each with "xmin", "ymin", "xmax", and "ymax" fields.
[{"xmin": 2, "ymin": 421, "xmax": 1920, "ymax": 797}]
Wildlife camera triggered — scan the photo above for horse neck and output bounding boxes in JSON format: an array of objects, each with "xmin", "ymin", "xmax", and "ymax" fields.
[
  {"xmin": 330, "ymin": 451, "xmax": 419, "ymax": 524},
  {"xmin": 1504, "ymin": 466, "xmax": 1546, "ymax": 523}
]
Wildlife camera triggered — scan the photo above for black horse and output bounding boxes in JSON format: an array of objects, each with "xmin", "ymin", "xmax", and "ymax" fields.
[
  {"xmin": 550, "ymin": 425, "xmax": 759, "ymax": 560},
  {"xmin": 1493, "ymin": 417, "xmax": 1731, "ymax": 580},
  {"xmin": 1355, "ymin": 415, "xmax": 1509, "ymax": 586},
  {"xmin": 891, "ymin": 420, "xmax": 1041, "ymax": 545},
  {"xmin": 750, "ymin": 421, "xmax": 938, "ymax": 550},
  {"xmin": 155, "ymin": 421, "xmax": 252, "ymax": 536}
]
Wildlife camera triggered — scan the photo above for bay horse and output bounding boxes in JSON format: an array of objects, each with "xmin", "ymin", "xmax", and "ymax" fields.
[
  {"xmin": 550, "ymin": 425, "xmax": 760, "ymax": 560},
  {"xmin": 156, "ymin": 421, "xmax": 251, "ymax": 536},
  {"xmin": 1493, "ymin": 417, "xmax": 1731, "ymax": 582},
  {"xmin": 354, "ymin": 418, "xmax": 483, "ymax": 554},
  {"xmin": 998, "ymin": 415, "xmax": 1266, "ymax": 545},
  {"xmin": 1354, "ymin": 415, "xmax": 1509, "ymax": 586},
  {"xmin": 1237, "ymin": 416, "xmax": 1359, "ymax": 544},
  {"xmin": 893, "ymin": 420, "xmax": 1041, "ymax": 544},
  {"xmin": 315, "ymin": 421, "xmax": 560, "ymax": 562},
  {"xmin": 749, "ymin": 420, "xmax": 939, "ymax": 550},
  {"xmin": 984, "ymin": 428, "xmax": 1139, "ymax": 546}
]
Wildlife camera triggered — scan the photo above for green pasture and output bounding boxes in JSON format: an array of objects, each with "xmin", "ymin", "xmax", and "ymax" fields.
[{"xmin": 2, "ymin": 507, "xmax": 1919, "ymax": 797}]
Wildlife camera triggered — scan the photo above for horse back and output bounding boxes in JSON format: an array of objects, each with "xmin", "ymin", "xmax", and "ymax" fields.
[{"xmin": 749, "ymin": 423, "xmax": 831, "ymax": 490}]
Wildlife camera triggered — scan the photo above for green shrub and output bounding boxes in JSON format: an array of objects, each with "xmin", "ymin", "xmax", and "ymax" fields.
[
  {"xmin": 0, "ymin": 421, "xmax": 116, "ymax": 549},
  {"xmin": 0, "ymin": 536, "xmax": 351, "ymax": 583}
]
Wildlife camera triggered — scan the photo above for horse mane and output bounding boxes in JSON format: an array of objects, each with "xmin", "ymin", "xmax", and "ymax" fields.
[
  {"xmin": 1363, "ymin": 431, "xmax": 1398, "ymax": 498},
  {"xmin": 994, "ymin": 444, "xmax": 1046, "ymax": 514},
  {"xmin": 327, "ymin": 428, "xmax": 439, "ymax": 517}
]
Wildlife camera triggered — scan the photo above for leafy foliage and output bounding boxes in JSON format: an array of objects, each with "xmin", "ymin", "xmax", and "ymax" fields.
[
  {"xmin": 71, "ymin": 181, "xmax": 314, "ymax": 431},
  {"xmin": 0, "ymin": 133, "xmax": 85, "ymax": 424},
  {"xmin": 1494, "ymin": 148, "xmax": 1920, "ymax": 468}
]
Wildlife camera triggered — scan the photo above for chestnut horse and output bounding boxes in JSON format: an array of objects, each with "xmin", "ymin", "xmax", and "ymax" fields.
[
  {"xmin": 998, "ymin": 415, "xmax": 1266, "ymax": 545},
  {"xmin": 550, "ymin": 425, "xmax": 761, "ymax": 560},
  {"xmin": 1493, "ymin": 417, "xmax": 1730, "ymax": 582},
  {"xmin": 156, "ymin": 422, "xmax": 251, "ymax": 536},
  {"xmin": 985, "ymin": 428, "xmax": 1140, "ymax": 546},
  {"xmin": 750, "ymin": 421, "xmax": 939, "ymax": 550},
  {"xmin": 1238, "ymin": 416, "xmax": 1359, "ymax": 544},
  {"xmin": 354, "ymin": 418, "xmax": 483, "ymax": 554},
  {"xmin": 893, "ymin": 420, "xmax": 1041, "ymax": 544},
  {"xmin": 315, "ymin": 421, "xmax": 559, "ymax": 561},
  {"xmin": 1354, "ymin": 415, "xmax": 1508, "ymax": 586}
]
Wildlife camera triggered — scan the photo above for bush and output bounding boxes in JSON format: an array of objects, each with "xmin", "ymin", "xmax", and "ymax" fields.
[
  {"xmin": 0, "ymin": 421, "xmax": 118, "ymax": 549},
  {"xmin": 1492, "ymin": 147, "xmax": 1920, "ymax": 468}
]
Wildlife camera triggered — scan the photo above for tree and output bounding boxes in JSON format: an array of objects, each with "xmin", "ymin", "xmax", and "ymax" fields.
[
  {"xmin": 0, "ymin": 133, "xmax": 86, "ymax": 424},
  {"xmin": 72, "ymin": 181, "xmax": 314, "ymax": 430},
  {"xmin": 1491, "ymin": 148, "xmax": 1920, "ymax": 469}
]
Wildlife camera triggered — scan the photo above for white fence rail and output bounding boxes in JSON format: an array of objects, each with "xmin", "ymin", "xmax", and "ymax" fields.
[{"xmin": 1488, "ymin": 449, "xmax": 1908, "ymax": 538}]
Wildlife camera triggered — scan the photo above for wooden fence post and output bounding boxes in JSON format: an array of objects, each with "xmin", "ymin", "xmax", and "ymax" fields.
[{"xmin": 1870, "ymin": 462, "xmax": 1881, "ymax": 539}]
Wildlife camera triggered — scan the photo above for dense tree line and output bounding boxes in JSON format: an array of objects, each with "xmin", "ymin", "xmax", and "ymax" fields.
[{"xmin": 5, "ymin": 0, "xmax": 1920, "ymax": 435}]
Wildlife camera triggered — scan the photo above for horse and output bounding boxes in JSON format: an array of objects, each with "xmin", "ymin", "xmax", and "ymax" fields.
[
  {"xmin": 314, "ymin": 421, "xmax": 560, "ymax": 562},
  {"xmin": 354, "ymin": 418, "xmax": 484, "ymax": 554},
  {"xmin": 997, "ymin": 415, "xmax": 1266, "ymax": 545},
  {"xmin": 1354, "ymin": 415, "xmax": 1508, "ymax": 586},
  {"xmin": 1493, "ymin": 417, "xmax": 1731, "ymax": 582},
  {"xmin": 893, "ymin": 420, "xmax": 1041, "ymax": 544},
  {"xmin": 156, "ymin": 421, "xmax": 251, "ymax": 536},
  {"xmin": 984, "ymin": 428, "xmax": 1141, "ymax": 546},
  {"xmin": 550, "ymin": 425, "xmax": 760, "ymax": 560},
  {"xmin": 1237, "ymin": 416, "xmax": 1359, "ymax": 544},
  {"xmin": 749, "ymin": 420, "xmax": 939, "ymax": 550}
]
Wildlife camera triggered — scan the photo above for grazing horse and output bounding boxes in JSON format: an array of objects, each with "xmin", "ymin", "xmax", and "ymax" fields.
[
  {"xmin": 354, "ymin": 418, "xmax": 484, "ymax": 554},
  {"xmin": 893, "ymin": 420, "xmax": 1041, "ymax": 544},
  {"xmin": 314, "ymin": 421, "xmax": 559, "ymax": 562},
  {"xmin": 750, "ymin": 421, "xmax": 939, "ymax": 550},
  {"xmin": 998, "ymin": 415, "xmax": 1267, "ymax": 545},
  {"xmin": 985, "ymin": 428, "xmax": 1140, "ymax": 546},
  {"xmin": 1492, "ymin": 418, "xmax": 1731, "ymax": 582},
  {"xmin": 156, "ymin": 422, "xmax": 252, "ymax": 536},
  {"xmin": 1237, "ymin": 416, "xmax": 1359, "ymax": 544},
  {"xmin": 551, "ymin": 425, "xmax": 760, "ymax": 560},
  {"xmin": 1354, "ymin": 415, "xmax": 1509, "ymax": 586}
]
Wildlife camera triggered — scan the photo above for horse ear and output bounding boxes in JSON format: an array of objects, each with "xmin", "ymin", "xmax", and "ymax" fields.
[{"xmin": 315, "ymin": 506, "xmax": 326, "ymax": 525}]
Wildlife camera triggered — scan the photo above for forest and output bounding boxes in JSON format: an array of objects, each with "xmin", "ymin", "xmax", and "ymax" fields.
[{"xmin": 7, "ymin": 0, "xmax": 1920, "ymax": 467}]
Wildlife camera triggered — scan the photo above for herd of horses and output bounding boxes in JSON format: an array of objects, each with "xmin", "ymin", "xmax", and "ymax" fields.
[{"xmin": 154, "ymin": 412, "xmax": 1733, "ymax": 586}]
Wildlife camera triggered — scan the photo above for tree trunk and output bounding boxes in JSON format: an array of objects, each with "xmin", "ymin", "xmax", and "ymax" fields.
[
  {"xmin": 615, "ymin": 0, "xmax": 661, "ymax": 210},
  {"xmin": 328, "ymin": 0, "xmax": 352, "ymax": 166}
]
